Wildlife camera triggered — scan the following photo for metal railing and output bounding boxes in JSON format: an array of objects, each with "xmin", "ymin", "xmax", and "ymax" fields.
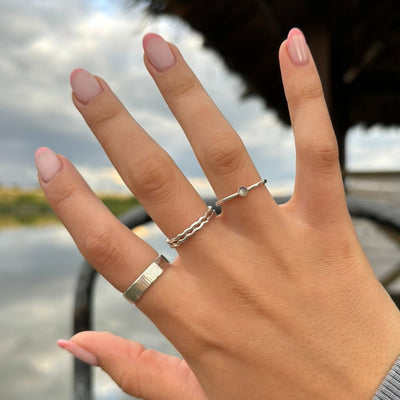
[{"xmin": 72, "ymin": 196, "xmax": 400, "ymax": 399}]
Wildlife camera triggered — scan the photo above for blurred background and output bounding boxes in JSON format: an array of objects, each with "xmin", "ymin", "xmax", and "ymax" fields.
[{"xmin": 1, "ymin": 0, "xmax": 399, "ymax": 399}]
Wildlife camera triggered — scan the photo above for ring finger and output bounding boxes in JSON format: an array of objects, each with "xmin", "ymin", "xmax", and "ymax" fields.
[
  {"xmin": 34, "ymin": 148, "xmax": 183, "ymax": 318},
  {"xmin": 70, "ymin": 68, "xmax": 210, "ymax": 249}
]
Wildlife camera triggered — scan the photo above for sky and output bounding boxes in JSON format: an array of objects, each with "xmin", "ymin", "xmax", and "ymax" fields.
[
  {"xmin": 0, "ymin": 3, "xmax": 399, "ymax": 398},
  {"xmin": 1, "ymin": 0, "xmax": 399, "ymax": 196}
]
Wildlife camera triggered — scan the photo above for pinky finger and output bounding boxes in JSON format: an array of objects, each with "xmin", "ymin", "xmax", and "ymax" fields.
[{"xmin": 35, "ymin": 147, "xmax": 157, "ymax": 292}]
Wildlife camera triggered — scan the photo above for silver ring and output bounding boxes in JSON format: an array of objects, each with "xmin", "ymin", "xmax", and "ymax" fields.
[
  {"xmin": 123, "ymin": 255, "xmax": 170, "ymax": 303},
  {"xmin": 167, "ymin": 206, "xmax": 216, "ymax": 248},
  {"xmin": 215, "ymin": 179, "xmax": 267, "ymax": 206}
]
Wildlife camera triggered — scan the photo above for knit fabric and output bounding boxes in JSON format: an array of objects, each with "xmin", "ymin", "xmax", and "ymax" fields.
[{"xmin": 373, "ymin": 357, "xmax": 400, "ymax": 399}]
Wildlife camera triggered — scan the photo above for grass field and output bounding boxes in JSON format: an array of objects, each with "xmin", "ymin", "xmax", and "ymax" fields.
[{"xmin": 0, "ymin": 187, "xmax": 140, "ymax": 228}]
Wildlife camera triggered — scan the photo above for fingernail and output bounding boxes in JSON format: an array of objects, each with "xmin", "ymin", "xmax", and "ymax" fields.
[
  {"xmin": 35, "ymin": 147, "xmax": 62, "ymax": 183},
  {"xmin": 287, "ymin": 28, "xmax": 310, "ymax": 65},
  {"xmin": 143, "ymin": 33, "xmax": 176, "ymax": 72},
  {"xmin": 57, "ymin": 340, "xmax": 99, "ymax": 367},
  {"xmin": 70, "ymin": 68, "xmax": 103, "ymax": 104}
]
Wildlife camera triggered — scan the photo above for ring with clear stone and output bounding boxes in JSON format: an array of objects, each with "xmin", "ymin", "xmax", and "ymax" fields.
[{"xmin": 215, "ymin": 179, "xmax": 267, "ymax": 206}]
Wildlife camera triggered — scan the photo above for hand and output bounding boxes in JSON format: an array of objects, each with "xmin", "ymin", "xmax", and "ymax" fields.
[{"xmin": 36, "ymin": 28, "xmax": 400, "ymax": 399}]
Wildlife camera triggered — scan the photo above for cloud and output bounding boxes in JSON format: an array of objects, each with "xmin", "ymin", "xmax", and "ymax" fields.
[
  {"xmin": 1, "ymin": 0, "xmax": 399, "ymax": 194},
  {"xmin": 0, "ymin": 0, "xmax": 297, "ymax": 194},
  {"xmin": 346, "ymin": 125, "xmax": 400, "ymax": 171}
]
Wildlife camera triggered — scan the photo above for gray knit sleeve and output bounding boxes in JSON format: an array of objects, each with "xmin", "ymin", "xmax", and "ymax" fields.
[{"xmin": 373, "ymin": 357, "xmax": 400, "ymax": 399}]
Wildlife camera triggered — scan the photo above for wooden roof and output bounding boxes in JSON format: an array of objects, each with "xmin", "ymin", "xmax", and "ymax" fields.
[{"xmin": 135, "ymin": 0, "xmax": 400, "ymax": 165}]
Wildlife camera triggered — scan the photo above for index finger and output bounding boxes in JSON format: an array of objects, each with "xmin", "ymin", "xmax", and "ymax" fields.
[{"xmin": 279, "ymin": 28, "xmax": 347, "ymax": 225}]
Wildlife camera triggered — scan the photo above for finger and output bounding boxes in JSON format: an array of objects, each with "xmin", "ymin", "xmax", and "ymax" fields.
[
  {"xmin": 142, "ymin": 34, "xmax": 278, "ymax": 225},
  {"xmin": 279, "ymin": 28, "xmax": 347, "ymax": 224},
  {"xmin": 34, "ymin": 147, "xmax": 181, "ymax": 315},
  {"xmin": 62, "ymin": 331, "xmax": 207, "ymax": 400},
  {"xmin": 69, "ymin": 68, "xmax": 208, "ymax": 245}
]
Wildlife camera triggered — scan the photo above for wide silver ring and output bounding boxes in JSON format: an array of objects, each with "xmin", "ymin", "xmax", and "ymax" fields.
[
  {"xmin": 215, "ymin": 179, "xmax": 267, "ymax": 206},
  {"xmin": 167, "ymin": 206, "xmax": 216, "ymax": 248},
  {"xmin": 123, "ymin": 255, "xmax": 170, "ymax": 303}
]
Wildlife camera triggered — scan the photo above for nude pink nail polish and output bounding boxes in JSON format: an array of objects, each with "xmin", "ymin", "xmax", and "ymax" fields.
[
  {"xmin": 70, "ymin": 69, "xmax": 103, "ymax": 104},
  {"xmin": 35, "ymin": 147, "xmax": 62, "ymax": 182},
  {"xmin": 143, "ymin": 33, "xmax": 176, "ymax": 72},
  {"xmin": 287, "ymin": 28, "xmax": 310, "ymax": 65},
  {"xmin": 57, "ymin": 340, "xmax": 99, "ymax": 366}
]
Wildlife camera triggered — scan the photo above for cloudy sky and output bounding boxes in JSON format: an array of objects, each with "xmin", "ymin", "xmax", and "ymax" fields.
[{"xmin": 1, "ymin": 0, "xmax": 399, "ymax": 195}]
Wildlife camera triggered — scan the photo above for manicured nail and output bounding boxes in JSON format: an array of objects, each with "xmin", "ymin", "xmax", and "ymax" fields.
[
  {"xmin": 35, "ymin": 147, "xmax": 62, "ymax": 183},
  {"xmin": 70, "ymin": 68, "xmax": 102, "ymax": 104},
  {"xmin": 287, "ymin": 28, "xmax": 310, "ymax": 65},
  {"xmin": 143, "ymin": 33, "xmax": 176, "ymax": 72},
  {"xmin": 57, "ymin": 340, "xmax": 99, "ymax": 367}
]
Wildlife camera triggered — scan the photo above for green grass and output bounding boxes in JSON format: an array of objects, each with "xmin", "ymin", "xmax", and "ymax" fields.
[
  {"xmin": 100, "ymin": 194, "xmax": 140, "ymax": 218},
  {"xmin": 0, "ymin": 187, "xmax": 140, "ymax": 228}
]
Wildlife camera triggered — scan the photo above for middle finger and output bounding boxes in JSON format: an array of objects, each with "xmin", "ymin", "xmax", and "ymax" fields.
[{"xmin": 142, "ymin": 34, "xmax": 279, "ymax": 222}]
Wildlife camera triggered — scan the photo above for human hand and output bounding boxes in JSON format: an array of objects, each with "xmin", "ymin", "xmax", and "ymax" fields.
[{"xmin": 36, "ymin": 28, "xmax": 400, "ymax": 399}]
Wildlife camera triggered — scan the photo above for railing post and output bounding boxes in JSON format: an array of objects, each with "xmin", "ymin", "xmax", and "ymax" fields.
[
  {"xmin": 73, "ymin": 262, "xmax": 97, "ymax": 400},
  {"xmin": 73, "ymin": 206, "xmax": 153, "ymax": 400}
]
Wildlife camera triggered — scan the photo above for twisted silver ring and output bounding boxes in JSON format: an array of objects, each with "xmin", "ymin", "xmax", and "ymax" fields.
[
  {"xmin": 215, "ymin": 179, "xmax": 267, "ymax": 206},
  {"xmin": 167, "ymin": 206, "xmax": 216, "ymax": 248},
  {"xmin": 123, "ymin": 255, "xmax": 170, "ymax": 303}
]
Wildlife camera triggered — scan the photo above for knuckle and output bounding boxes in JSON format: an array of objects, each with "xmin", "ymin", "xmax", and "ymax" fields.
[
  {"xmin": 203, "ymin": 134, "xmax": 245, "ymax": 175},
  {"xmin": 87, "ymin": 98, "xmax": 123, "ymax": 132},
  {"xmin": 119, "ymin": 343, "xmax": 147, "ymax": 396},
  {"xmin": 308, "ymin": 137, "xmax": 339, "ymax": 170},
  {"xmin": 300, "ymin": 82, "xmax": 324, "ymax": 100},
  {"xmin": 83, "ymin": 224, "xmax": 126, "ymax": 269},
  {"xmin": 47, "ymin": 181, "xmax": 77, "ymax": 213},
  {"xmin": 313, "ymin": 140, "xmax": 339, "ymax": 164},
  {"xmin": 131, "ymin": 153, "xmax": 175, "ymax": 201},
  {"xmin": 294, "ymin": 78, "xmax": 324, "ymax": 102},
  {"xmin": 164, "ymin": 76, "xmax": 200, "ymax": 99}
]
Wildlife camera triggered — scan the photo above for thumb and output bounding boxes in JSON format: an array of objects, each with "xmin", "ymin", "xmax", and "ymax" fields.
[{"xmin": 58, "ymin": 331, "xmax": 207, "ymax": 400}]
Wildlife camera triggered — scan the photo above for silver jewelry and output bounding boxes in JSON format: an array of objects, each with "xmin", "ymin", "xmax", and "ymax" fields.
[
  {"xmin": 123, "ymin": 255, "xmax": 170, "ymax": 303},
  {"xmin": 215, "ymin": 179, "xmax": 267, "ymax": 206},
  {"xmin": 167, "ymin": 206, "xmax": 216, "ymax": 248}
]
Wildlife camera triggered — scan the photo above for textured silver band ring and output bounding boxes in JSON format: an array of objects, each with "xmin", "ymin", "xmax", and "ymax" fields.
[
  {"xmin": 215, "ymin": 179, "xmax": 267, "ymax": 206},
  {"xmin": 167, "ymin": 206, "xmax": 217, "ymax": 248},
  {"xmin": 123, "ymin": 255, "xmax": 170, "ymax": 303}
]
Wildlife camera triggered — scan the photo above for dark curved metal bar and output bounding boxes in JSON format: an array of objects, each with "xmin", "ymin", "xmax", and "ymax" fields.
[
  {"xmin": 73, "ymin": 264, "xmax": 97, "ymax": 400},
  {"xmin": 347, "ymin": 195, "xmax": 400, "ymax": 231},
  {"xmin": 73, "ymin": 196, "xmax": 400, "ymax": 399},
  {"xmin": 73, "ymin": 206, "xmax": 152, "ymax": 400}
]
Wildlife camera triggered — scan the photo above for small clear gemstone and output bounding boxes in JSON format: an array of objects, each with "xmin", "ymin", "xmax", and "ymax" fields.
[{"xmin": 238, "ymin": 186, "xmax": 248, "ymax": 196}]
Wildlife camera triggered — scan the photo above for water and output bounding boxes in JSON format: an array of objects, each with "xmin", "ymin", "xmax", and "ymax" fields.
[
  {"xmin": 0, "ymin": 224, "xmax": 178, "ymax": 400},
  {"xmin": 1, "ymin": 217, "xmax": 400, "ymax": 399}
]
